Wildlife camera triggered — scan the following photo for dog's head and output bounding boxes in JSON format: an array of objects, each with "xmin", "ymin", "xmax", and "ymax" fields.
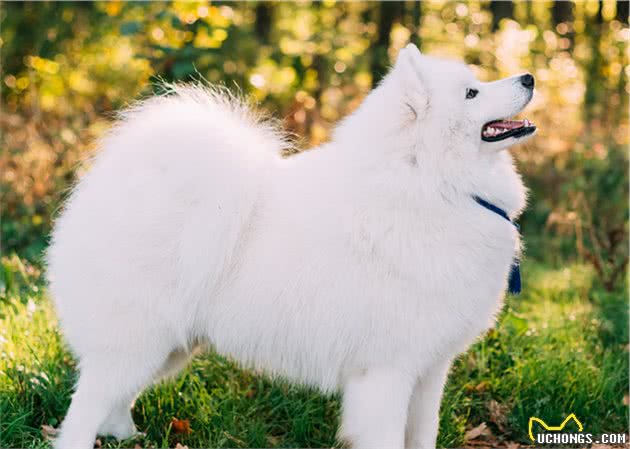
[{"xmin": 363, "ymin": 44, "xmax": 536, "ymax": 158}]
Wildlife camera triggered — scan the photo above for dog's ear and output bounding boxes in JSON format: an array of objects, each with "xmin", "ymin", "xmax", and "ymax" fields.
[
  {"xmin": 394, "ymin": 44, "xmax": 429, "ymax": 119},
  {"xmin": 402, "ymin": 43, "xmax": 423, "ymax": 61}
]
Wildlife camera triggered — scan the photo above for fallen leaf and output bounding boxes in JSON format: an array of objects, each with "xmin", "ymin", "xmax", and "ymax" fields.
[
  {"xmin": 506, "ymin": 442, "xmax": 520, "ymax": 449},
  {"xmin": 175, "ymin": 444, "xmax": 189, "ymax": 449},
  {"xmin": 487, "ymin": 399, "xmax": 509, "ymax": 432},
  {"xmin": 94, "ymin": 438, "xmax": 102, "ymax": 448},
  {"xmin": 623, "ymin": 394, "xmax": 629, "ymax": 406},
  {"xmin": 171, "ymin": 417, "xmax": 192, "ymax": 435},
  {"xmin": 267, "ymin": 435, "xmax": 280, "ymax": 445},
  {"xmin": 464, "ymin": 441, "xmax": 494, "ymax": 448},
  {"xmin": 223, "ymin": 431, "xmax": 247, "ymax": 446},
  {"xmin": 465, "ymin": 422, "xmax": 492, "ymax": 441},
  {"xmin": 465, "ymin": 353, "xmax": 477, "ymax": 370},
  {"xmin": 474, "ymin": 381, "xmax": 490, "ymax": 392},
  {"xmin": 40, "ymin": 425, "xmax": 58, "ymax": 440}
]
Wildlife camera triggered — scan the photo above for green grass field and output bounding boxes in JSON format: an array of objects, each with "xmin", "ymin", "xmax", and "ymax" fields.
[{"xmin": 0, "ymin": 255, "xmax": 627, "ymax": 448}]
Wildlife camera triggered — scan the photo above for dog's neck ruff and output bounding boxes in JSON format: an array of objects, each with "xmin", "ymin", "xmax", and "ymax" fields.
[{"xmin": 473, "ymin": 196, "xmax": 522, "ymax": 295}]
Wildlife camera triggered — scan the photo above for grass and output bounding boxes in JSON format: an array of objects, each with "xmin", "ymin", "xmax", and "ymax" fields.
[{"xmin": 0, "ymin": 254, "xmax": 628, "ymax": 448}]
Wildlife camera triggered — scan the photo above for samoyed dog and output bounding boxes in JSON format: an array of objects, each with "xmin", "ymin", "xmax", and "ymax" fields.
[{"xmin": 47, "ymin": 44, "xmax": 536, "ymax": 449}]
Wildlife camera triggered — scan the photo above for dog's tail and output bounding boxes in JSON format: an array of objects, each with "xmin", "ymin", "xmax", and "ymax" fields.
[{"xmin": 108, "ymin": 81, "xmax": 295, "ymax": 159}]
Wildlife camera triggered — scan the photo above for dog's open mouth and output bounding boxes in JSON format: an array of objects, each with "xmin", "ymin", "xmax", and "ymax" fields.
[{"xmin": 481, "ymin": 119, "xmax": 536, "ymax": 142}]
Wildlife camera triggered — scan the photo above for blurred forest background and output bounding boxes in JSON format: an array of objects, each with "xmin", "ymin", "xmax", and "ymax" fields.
[{"xmin": 0, "ymin": 1, "xmax": 628, "ymax": 448}]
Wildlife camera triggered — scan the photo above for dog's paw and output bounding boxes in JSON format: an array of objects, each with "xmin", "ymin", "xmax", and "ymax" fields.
[{"xmin": 97, "ymin": 414, "xmax": 138, "ymax": 440}]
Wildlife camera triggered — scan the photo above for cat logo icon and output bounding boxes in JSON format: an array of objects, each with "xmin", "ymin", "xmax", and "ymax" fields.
[{"xmin": 528, "ymin": 413, "xmax": 584, "ymax": 441}]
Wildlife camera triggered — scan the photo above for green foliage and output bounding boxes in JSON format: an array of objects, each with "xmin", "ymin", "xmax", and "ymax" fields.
[
  {"xmin": 525, "ymin": 142, "xmax": 628, "ymax": 291},
  {"xmin": 444, "ymin": 264, "xmax": 628, "ymax": 445}
]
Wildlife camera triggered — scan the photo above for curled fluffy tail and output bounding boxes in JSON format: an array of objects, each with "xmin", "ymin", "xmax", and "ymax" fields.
[{"xmin": 112, "ymin": 82, "xmax": 295, "ymax": 157}]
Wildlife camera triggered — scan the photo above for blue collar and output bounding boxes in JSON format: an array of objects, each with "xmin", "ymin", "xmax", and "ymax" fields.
[{"xmin": 473, "ymin": 196, "xmax": 522, "ymax": 295}]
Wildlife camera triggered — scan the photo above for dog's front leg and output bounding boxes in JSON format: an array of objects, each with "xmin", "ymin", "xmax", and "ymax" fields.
[
  {"xmin": 339, "ymin": 367, "xmax": 415, "ymax": 449},
  {"xmin": 404, "ymin": 359, "xmax": 452, "ymax": 449}
]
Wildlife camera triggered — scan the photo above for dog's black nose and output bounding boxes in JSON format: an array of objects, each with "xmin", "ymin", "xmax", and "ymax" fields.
[{"xmin": 520, "ymin": 74, "xmax": 535, "ymax": 89}]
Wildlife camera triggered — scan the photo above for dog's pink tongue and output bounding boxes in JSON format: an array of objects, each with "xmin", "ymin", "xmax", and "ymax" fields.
[{"xmin": 494, "ymin": 120, "xmax": 525, "ymax": 129}]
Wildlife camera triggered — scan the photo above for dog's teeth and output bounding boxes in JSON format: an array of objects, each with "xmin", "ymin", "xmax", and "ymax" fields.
[{"xmin": 483, "ymin": 127, "xmax": 501, "ymax": 137}]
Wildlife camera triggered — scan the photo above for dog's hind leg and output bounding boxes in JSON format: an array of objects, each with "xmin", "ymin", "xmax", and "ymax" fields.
[
  {"xmin": 97, "ymin": 393, "xmax": 140, "ymax": 440},
  {"xmin": 339, "ymin": 367, "xmax": 415, "ymax": 449},
  {"xmin": 55, "ymin": 350, "xmax": 166, "ymax": 449},
  {"xmin": 98, "ymin": 346, "xmax": 199, "ymax": 440},
  {"xmin": 405, "ymin": 359, "xmax": 452, "ymax": 449}
]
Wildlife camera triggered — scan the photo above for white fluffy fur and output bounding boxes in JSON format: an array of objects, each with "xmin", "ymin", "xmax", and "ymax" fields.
[{"xmin": 47, "ymin": 45, "xmax": 534, "ymax": 449}]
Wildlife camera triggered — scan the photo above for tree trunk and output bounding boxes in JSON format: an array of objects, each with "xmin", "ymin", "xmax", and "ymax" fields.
[
  {"xmin": 410, "ymin": 0, "xmax": 422, "ymax": 49},
  {"xmin": 616, "ymin": 0, "xmax": 629, "ymax": 23},
  {"xmin": 596, "ymin": 0, "xmax": 604, "ymax": 24},
  {"xmin": 552, "ymin": 1, "xmax": 575, "ymax": 48},
  {"xmin": 552, "ymin": 0, "xmax": 574, "ymax": 25},
  {"xmin": 371, "ymin": 1, "xmax": 404, "ymax": 84},
  {"xmin": 490, "ymin": 1, "xmax": 513, "ymax": 31},
  {"xmin": 584, "ymin": 1, "xmax": 603, "ymax": 124},
  {"xmin": 255, "ymin": 2, "xmax": 273, "ymax": 44}
]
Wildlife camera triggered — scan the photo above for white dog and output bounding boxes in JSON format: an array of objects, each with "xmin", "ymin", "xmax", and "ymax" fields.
[{"xmin": 47, "ymin": 44, "xmax": 535, "ymax": 449}]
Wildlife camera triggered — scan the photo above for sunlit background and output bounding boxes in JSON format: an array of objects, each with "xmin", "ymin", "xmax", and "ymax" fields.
[{"xmin": 1, "ymin": 2, "xmax": 628, "ymax": 448}]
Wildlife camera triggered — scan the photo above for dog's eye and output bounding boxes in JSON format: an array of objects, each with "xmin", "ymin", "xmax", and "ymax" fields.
[{"xmin": 465, "ymin": 88, "xmax": 479, "ymax": 99}]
